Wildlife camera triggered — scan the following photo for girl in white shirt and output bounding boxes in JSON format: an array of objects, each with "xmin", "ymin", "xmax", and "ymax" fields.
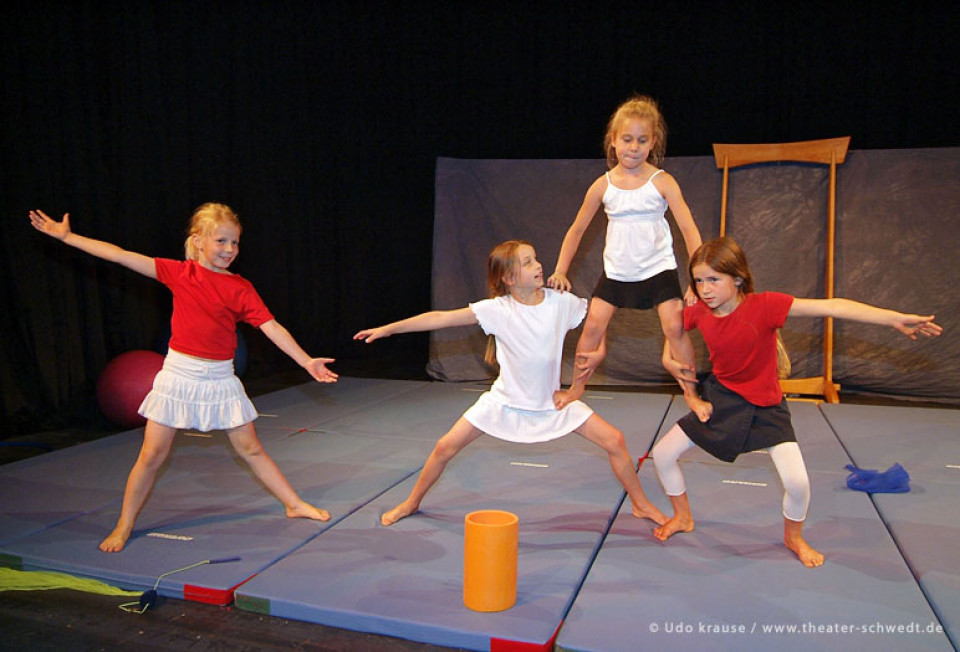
[{"xmin": 356, "ymin": 240, "xmax": 667, "ymax": 527}]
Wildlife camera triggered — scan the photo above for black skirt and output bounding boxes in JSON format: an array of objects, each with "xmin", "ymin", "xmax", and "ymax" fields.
[{"xmin": 677, "ymin": 375, "xmax": 796, "ymax": 463}]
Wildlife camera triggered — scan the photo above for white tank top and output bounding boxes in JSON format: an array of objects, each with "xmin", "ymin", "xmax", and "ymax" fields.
[{"xmin": 602, "ymin": 169, "xmax": 677, "ymax": 281}]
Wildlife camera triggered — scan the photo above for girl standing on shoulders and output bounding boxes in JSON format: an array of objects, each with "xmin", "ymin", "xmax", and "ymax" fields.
[
  {"xmin": 355, "ymin": 240, "xmax": 666, "ymax": 528},
  {"xmin": 549, "ymin": 95, "xmax": 702, "ymax": 408},
  {"xmin": 654, "ymin": 236, "xmax": 941, "ymax": 567},
  {"xmin": 30, "ymin": 204, "xmax": 337, "ymax": 552}
]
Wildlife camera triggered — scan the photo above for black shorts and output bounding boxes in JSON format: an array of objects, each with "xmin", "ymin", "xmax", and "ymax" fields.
[
  {"xmin": 593, "ymin": 268, "xmax": 683, "ymax": 310},
  {"xmin": 677, "ymin": 375, "xmax": 796, "ymax": 463}
]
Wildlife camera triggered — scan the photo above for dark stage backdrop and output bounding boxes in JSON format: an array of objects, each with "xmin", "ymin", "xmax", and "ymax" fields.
[
  {"xmin": 2, "ymin": 2, "xmax": 958, "ymax": 434},
  {"xmin": 429, "ymin": 151, "xmax": 959, "ymax": 402}
]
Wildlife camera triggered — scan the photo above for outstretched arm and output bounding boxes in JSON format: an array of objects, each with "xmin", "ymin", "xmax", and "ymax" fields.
[
  {"xmin": 547, "ymin": 177, "xmax": 605, "ymax": 292},
  {"xmin": 260, "ymin": 319, "xmax": 338, "ymax": 383},
  {"xmin": 29, "ymin": 210, "xmax": 156, "ymax": 279},
  {"xmin": 788, "ymin": 298, "xmax": 942, "ymax": 340},
  {"xmin": 354, "ymin": 307, "xmax": 478, "ymax": 343}
]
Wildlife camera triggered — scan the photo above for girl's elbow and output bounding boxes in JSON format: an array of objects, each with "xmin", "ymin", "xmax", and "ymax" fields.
[{"xmin": 260, "ymin": 319, "xmax": 280, "ymax": 333}]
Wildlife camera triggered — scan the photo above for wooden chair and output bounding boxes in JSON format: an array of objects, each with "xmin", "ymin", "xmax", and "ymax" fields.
[{"xmin": 712, "ymin": 137, "xmax": 850, "ymax": 403}]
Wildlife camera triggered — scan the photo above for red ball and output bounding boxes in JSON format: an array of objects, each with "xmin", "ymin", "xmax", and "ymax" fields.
[{"xmin": 96, "ymin": 350, "xmax": 165, "ymax": 428}]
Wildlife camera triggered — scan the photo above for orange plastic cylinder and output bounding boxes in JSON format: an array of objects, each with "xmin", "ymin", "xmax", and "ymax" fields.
[{"xmin": 463, "ymin": 510, "xmax": 518, "ymax": 612}]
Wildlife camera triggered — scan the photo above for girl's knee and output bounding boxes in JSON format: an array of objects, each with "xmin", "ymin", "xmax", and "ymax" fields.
[
  {"xmin": 783, "ymin": 473, "xmax": 811, "ymax": 501},
  {"xmin": 583, "ymin": 313, "xmax": 609, "ymax": 339},
  {"xmin": 137, "ymin": 446, "xmax": 169, "ymax": 470},
  {"xmin": 230, "ymin": 435, "xmax": 265, "ymax": 459},
  {"xmin": 598, "ymin": 427, "xmax": 627, "ymax": 454},
  {"xmin": 660, "ymin": 313, "xmax": 684, "ymax": 341},
  {"xmin": 651, "ymin": 448, "xmax": 672, "ymax": 476},
  {"xmin": 583, "ymin": 302, "xmax": 615, "ymax": 336},
  {"xmin": 650, "ymin": 435, "xmax": 673, "ymax": 461},
  {"xmin": 432, "ymin": 436, "xmax": 461, "ymax": 462}
]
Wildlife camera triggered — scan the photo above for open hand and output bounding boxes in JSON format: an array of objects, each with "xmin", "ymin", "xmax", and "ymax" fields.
[
  {"xmin": 893, "ymin": 315, "xmax": 942, "ymax": 340},
  {"xmin": 29, "ymin": 210, "xmax": 71, "ymax": 240},
  {"xmin": 304, "ymin": 358, "xmax": 338, "ymax": 383}
]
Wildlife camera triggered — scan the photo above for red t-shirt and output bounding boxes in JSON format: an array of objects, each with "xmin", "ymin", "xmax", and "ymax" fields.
[
  {"xmin": 684, "ymin": 291, "xmax": 794, "ymax": 406},
  {"xmin": 155, "ymin": 258, "xmax": 274, "ymax": 360}
]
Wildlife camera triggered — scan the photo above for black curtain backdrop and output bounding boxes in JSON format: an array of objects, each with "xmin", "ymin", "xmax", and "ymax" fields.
[{"xmin": 2, "ymin": 1, "xmax": 958, "ymax": 434}]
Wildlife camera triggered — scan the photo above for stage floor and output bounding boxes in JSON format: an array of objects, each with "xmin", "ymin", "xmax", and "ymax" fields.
[{"xmin": 1, "ymin": 377, "xmax": 957, "ymax": 650}]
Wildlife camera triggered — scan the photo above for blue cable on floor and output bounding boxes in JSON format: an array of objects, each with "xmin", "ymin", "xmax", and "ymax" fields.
[{"xmin": 119, "ymin": 556, "xmax": 241, "ymax": 614}]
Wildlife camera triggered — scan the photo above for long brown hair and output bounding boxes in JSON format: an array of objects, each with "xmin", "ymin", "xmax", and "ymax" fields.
[
  {"xmin": 689, "ymin": 237, "xmax": 791, "ymax": 378},
  {"xmin": 483, "ymin": 240, "xmax": 531, "ymax": 365},
  {"xmin": 603, "ymin": 94, "xmax": 668, "ymax": 169}
]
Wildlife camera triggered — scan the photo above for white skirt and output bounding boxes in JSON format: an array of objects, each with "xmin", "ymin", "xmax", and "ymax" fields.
[
  {"xmin": 138, "ymin": 349, "xmax": 257, "ymax": 431},
  {"xmin": 463, "ymin": 392, "xmax": 594, "ymax": 443}
]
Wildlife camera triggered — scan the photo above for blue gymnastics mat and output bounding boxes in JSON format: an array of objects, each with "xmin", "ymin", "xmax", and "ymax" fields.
[
  {"xmin": 822, "ymin": 403, "xmax": 960, "ymax": 649},
  {"xmin": 0, "ymin": 426, "xmax": 439, "ymax": 604},
  {"xmin": 251, "ymin": 375, "xmax": 432, "ymax": 431},
  {"xmin": 310, "ymin": 380, "xmax": 492, "ymax": 440},
  {"xmin": 0, "ymin": 377, "xmax": 424, "ymax": 548},
  {"xmin": 0, "ymin": 423, "xmax": 283, "ymax": 547},
  {"xmin": 556, "ymin": 400, "xmax": 954, "ymax": 651},
  {"xmin": 0, "ymin": 378, "xmax": 465, "ymax": 603},
  {"xmin": 234, "ymin": 391, "xmax": 672, "ymax": 651}
]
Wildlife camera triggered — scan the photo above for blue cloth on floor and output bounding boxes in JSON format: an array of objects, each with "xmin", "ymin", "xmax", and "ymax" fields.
[{"xmin": 845, "ymin": 463, "xmax": 910, "ymax": 493}]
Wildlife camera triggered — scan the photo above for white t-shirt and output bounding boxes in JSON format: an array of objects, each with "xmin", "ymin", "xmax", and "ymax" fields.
[{"xmin": 469, "ymin": 289, "xmax": 588, "ymax": 411}]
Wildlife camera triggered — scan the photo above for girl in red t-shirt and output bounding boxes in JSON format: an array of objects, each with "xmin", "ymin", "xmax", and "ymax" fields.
[
  {"xmin": 653, "ymin": 237, "xmax": 941, "ymax": 567},
  {"xmin": 30, "ymin": 204, "xmax": 338, "ymax": 552}
]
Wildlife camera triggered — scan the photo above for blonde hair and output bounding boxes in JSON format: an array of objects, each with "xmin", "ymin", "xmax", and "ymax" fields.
[
  {"xmin": 483, "ymin": 240, "xmax": 530, "ymax": 365},
  {"xmin": 603, "ymin": 94, "xmax": 667, "ymax": 169},
  {"xmin": 689, "ymin": 237, "xmax": 791, "ymax": 379},
  {"xmin": 184, "ymin": 203, "xmax": 242, "ymax": 260}
]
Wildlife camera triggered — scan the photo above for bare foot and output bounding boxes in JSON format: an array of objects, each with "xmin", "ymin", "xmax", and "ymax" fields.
[
  {"xmin": 553, "ymin": 387, "xmax": 583, "ymax": 410},
  {"xmin": 654, "ymin": 514, "xmax": 695, "ymax": 541},
  {"xmin": 684, "ymin": 394, "xmax": 713, "ymax": 422},
  {"xmin": 632, "ymin": 502, "xmax": 668, "ymax": 526},
  {"xmin": 99, "ymin": 526, "xmax": 131, "ymax": 553},
  {"xmin": 380, "ymin": 502, "xmax": 418, "ymax": 526},
  {"xmin": 786, "ymin": 536, "xmax": 824, "ymax": 568},
  {"xmin": 287, "ymin": 501, "xmax": 330, "ymax": 521}
]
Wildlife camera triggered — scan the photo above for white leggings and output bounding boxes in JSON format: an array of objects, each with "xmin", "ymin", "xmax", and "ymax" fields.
[{"xmin": 652, "ymin": 424, "xmax": 811, "ymax": 522}]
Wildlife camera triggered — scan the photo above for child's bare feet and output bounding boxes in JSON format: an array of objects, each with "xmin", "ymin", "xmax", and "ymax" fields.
[
  {"xmin": 99, "ymin": 526, "xmax": 132, "ymax": 553},
  {"xmin": 287, "ymin": 501, "xmax": 330, "ymax": 521},
  {"xmin": 380, "ymin": 502, "xmax": 418, "ymax": 526},
  {"xmin": 784, "ymin": 518, "xmax": 824, "ymax": 567},
  {"xmin": 785, "ymin": 534, "xmax": 824, "ymax": 567},
  {"xmin": 654, "ymin": 514, "xmax": 695, "ymax": 541},
  {"xmin": 684, "ymin": 394, "xmax": 713, "ymax": 422},
  {"xmin": 632, "ymin": 501, "xmax": 668, "ymax": 526},
  {"xmin": 553, "ymin": 387, "xmax": 583, "ymax": 410}
]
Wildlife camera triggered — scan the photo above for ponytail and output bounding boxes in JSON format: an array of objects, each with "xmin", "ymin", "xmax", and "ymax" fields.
[
  {"xmin": 775, "ymin": 331, "xmax": 792, "ymax": 380},
  {"xmin": 484, "ymin": 337, "xmax": 497, "ymax": 366}
]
